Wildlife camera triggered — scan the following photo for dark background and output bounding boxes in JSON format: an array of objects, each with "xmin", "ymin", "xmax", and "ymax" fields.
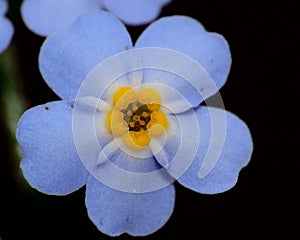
[{"xmin": 1, "ymin": 0, "xmax": 288, "ymax": 239}]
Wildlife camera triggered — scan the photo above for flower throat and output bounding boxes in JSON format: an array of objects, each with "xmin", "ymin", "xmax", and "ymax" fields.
[{"xmin": 106, "ymin": 87, "xmax": 168, "ymax": 149}]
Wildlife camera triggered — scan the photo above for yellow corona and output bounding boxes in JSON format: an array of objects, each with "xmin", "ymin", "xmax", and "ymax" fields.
[{"xmin": 106, "ymin": 86, "xmax": 168, "ymax": 150}]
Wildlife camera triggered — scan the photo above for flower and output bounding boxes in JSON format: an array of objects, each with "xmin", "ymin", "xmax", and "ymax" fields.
[
  {"xmin": 16, "ymin": 11, "xmax": 253, "ymax": 236},
  {"xmin": 21, "ymin": 0, "xmax": 172, "ymax": 36},
  {"xmin": 0, "ymin": 0, "xmax": 14, "ymax": 53}
]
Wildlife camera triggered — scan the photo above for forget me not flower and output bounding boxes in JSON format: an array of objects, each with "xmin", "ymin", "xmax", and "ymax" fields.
[
  {"xmin": 21, "ymin": 0, "xmax": 172, "ymax": 36},
  {"xmin": 16, "ymin": 11, "xmax": 253, "ymax": 236},
  {"xmin": 0, "ymin": 0, "xmax": 14, "ymax": 54}
]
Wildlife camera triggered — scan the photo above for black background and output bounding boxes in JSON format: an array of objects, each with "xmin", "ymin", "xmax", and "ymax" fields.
[{"xmin": 1, "ymin": 0, "xmax": 290, "ymax": 239}]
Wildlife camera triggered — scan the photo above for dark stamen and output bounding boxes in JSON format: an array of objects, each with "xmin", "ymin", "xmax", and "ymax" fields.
[{"xmin": 122, "ymin": 103, "xmax": 152, "ymax": 132}]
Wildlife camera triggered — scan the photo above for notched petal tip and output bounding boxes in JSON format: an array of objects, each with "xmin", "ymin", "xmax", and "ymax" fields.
[
  {"xmin": 86, "ymin": 176, "xmax": 175, "ymax": 236},
  {"xmin": 21, "ymin": 0, "xmax": 103, "ymax": 36},
  {"xmin": 136, "ymin": 15, "xmax": 232, "ymax": 90},
  {"xmin": 38, "ymin": 11, "xmax": 133, "ymax": 100},
  {"xmin": 178, "ymin": 106, "xmax": 253, "ymax": 194},
  {"xmin": 104, "ymin": 0, "xmax": 173, "ymax": 26}
]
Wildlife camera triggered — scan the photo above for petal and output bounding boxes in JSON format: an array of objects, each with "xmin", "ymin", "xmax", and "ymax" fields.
[
  {"xmin": 177, "ymin": 106, "xmax": 253, "ymax": 194},
  {"xmin": 101, "ymin": 143, "xmax": 161, "ymax": 173},
  {"xmin": 21, "ymin": 0, "xmax": 102, "ymax": 36},
  {"xmin": 0, "ymin": 0, "xmax": 8, "ymax": 15},
  {"xmin": 139, "ymin": 67, "xmax": 214, "ymax": 112},
  {"xmin": 86, "ymin": 175, "xmax": 175, "ymax": 236},
  {"xmin": 0, "ymin": 0, "xmax": 13, "ymax": 54},
  {"xmin": 136, "ymin": 16, "xmax": 231, "ymax": 89},
  {"xmin": 0, "ymin": 17, "xmax": 14, "ymax": 54},
  {"xmin": 39, "ymin": 11, "xmax": 132, "ymax": 100},
  {"xmin": 72, "ymin": 96, "xmax": 173, "ymax": 194},
  {"xmin": 103, "ymin": 0, "xmax": 171, "ymax": 26},
  {"xmin": 72, "ymin": 96, "xmax": 113, "ymax": 152},
  {"xmin": 76, "ymin": 48, "xmax": 216, "ymax": 113},
  {"xmin": 83, "ymin": 139, "xmax": 173, "ymax": 193},
  {"xmin": 150, "ymin": 110, "xmax": 200, "ymax": 180},
  {"xmin": 16, "ymin": 100, "xmax": 89, "ymax": 195}
]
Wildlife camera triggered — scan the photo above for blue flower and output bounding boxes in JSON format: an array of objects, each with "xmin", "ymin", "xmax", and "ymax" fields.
[
  {"xmin": 21, "ymin": 0, "xmax": 172, "ymax": 36},
  {"xmin": 0, "ymin": 0, "xmax": 14, "ymax": 53},
  {"xmin": 16, "ymin": 11, "xmax": 253, "ymax": 236}
]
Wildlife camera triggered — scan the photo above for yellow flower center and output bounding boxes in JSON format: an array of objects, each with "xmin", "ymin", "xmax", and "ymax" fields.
[{"xmin": 106, "ymin": 86, "xmax": 168, "ymax": 150}]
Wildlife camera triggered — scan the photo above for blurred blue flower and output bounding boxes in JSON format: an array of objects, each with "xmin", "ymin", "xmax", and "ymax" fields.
[
  {"xmin": 0, "ymin": 0, "xmax": 14, "ymax": 53},
  {"xmin": 21, "ymin": 0, "xmax": 172, "ymax": 36},
  {"xmin": 16, "ymin": 11, "xmax": 253, "ymax": 236}
]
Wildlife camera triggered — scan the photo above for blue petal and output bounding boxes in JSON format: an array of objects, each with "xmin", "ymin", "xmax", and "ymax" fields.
[
  {"xmin": 16, "ymin": 100, "xmax": 89, "ymax": 195},
  {"xmin": 103, "ymin": 147, "xmax": 161, "ymax": 173},
  {"xmin": 0, "ymin": 0, "xmax": 8, "ymax": 15},
  {"xmin": 151, "ymin": 110, "xmax": 200, "ymax": 180},
  {"xmin": 136, "ymin": 16, "xmax": 231, "ymax": 90},
  {"xmin": 76, "ymin": 47, "xmax": 216, "ymax": 113},
  {"xmin": 83, "ymin": 139, "xmax": 173, "ymax": 193},
  {"xmin": 21, "ymin": 0, "xmax": 102, "ymax": 36},
  {"xmin": 140, "ymin": 66, "xmax": 214, "ymax": 111},
  {"xmin": 104, "ymin": 0, "xmax": 171, "ymax": 26},
  {"xmin": 177, "ymin": 106, "xmax": 253, "ymax": 194},
  {"xmin": 86, "ymin": 175, "xmax": 175, "ymax": 236},
  {"xmin": 0, "ymin": 16, "xmax": 14, "ymax": 54},
  {"xmin": 0, "ymin": 0, "xmax": 13, "ymax": 54},
  {"xmin": 39, "ymin": 11, "xmax": 132, "ymax": 100},
  {"xmin": 72, "ymin": 96, "xmax": 173, "ymax": 194}
]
